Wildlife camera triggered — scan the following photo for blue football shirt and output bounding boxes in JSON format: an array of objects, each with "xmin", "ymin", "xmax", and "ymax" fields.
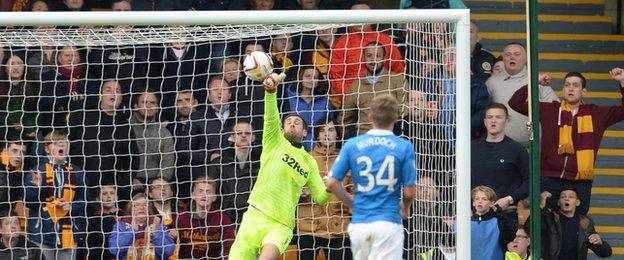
[{"xmin": 330, "ymin": 129, "xmax": 417, "ymax": 224}]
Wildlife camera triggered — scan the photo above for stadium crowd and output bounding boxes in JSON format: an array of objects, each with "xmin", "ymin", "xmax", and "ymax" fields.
[{"xmin": 0, "ymin": 0, "xmax": 622, "ymax": 259}]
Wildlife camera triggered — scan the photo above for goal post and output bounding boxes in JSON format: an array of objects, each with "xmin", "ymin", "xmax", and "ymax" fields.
[{"xmin": 0, "ymin": 9, "xmax": 471, "ymax": 259}]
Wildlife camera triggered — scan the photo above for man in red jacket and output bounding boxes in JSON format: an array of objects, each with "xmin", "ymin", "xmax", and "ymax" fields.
[
  {"xmin": 328, "ymin": 2, "xmax": 405, "ymax": 107},
  {"xmin": 508, "ymin": 68, "xmax": 624, "ymax": 215}
]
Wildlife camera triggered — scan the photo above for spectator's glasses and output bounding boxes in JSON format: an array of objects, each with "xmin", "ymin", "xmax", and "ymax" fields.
[
  {"xmin": 515, "ymin": 235, "xmax": 529, "ymax": 240},
  {"xmin": 235, "ymin": 131, "xmax": 252, "ymax": 136}
]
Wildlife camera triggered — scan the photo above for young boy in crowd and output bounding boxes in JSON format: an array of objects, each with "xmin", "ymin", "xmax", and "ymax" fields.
[
  {"xmin": 86, "ymin": 183, "xmax": 122, "ymax": 260},
  {"xmin": 175, "ymin": 176, "xmax": 235, "ymax": 259},
  {"xmin": 0, "ymin": 210, "xmax": 40, "ymax": 259},
  {"xmin": 24, "ymin": 130, "xmax": 87, "ymax": 259},
  {"xmin": 540, "ymin": 186, "xmax": 612, "ymax": 259},
  {"xmin": 471, "ymin": 185, "xmax": 515, "ymax": 260}
]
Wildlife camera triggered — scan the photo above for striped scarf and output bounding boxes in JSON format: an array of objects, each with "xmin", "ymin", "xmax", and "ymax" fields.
[
  {"xmin": 119, "ymin": 216, "xmax": 156, "ymax": 260},
  {"xmin": 312, "ymin": 40, "xmax": 331, "ymax": 75},
  {"xmin": 44, "ymin": 162, "xmax": 76, "ymax": 248},
  {"xmin": 271, "ymin": 47, "xmax": 293, "ymax": 75},
  {"xmin": 558, "ymin": 102, "xmax": 595, "ymax": 180}
]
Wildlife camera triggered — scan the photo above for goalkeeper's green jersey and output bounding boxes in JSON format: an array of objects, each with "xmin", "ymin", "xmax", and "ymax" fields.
[{"xmin": 247, "ymin": 92, "xmax": 332, "ymax": 229}]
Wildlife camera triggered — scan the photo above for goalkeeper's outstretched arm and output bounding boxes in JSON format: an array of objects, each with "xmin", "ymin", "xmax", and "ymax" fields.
[
  {"xmin": 262, "ymin": 73, "xmax": 287, "ymax": 150},
  {"xmin": 307, "ymin": 167, "xmax": 332, "ymax": 206}
]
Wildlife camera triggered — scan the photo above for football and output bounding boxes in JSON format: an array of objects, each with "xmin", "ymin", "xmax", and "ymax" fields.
[{"xmin": 243, "ymin": 51, "xmax": 274, "ymax": 82}]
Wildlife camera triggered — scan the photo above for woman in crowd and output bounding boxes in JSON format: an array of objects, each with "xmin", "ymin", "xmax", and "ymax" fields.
[
  {"xmin": 297, "ymin": 118, "xmax": 352, "ymax": 259},
  {"xmin": 281, "ymin": 66, "xmax": 335, "ymax": 150}
]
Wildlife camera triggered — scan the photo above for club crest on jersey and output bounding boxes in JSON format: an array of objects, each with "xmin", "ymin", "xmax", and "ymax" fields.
[{"xmin": 282, "ymin": 153, "xmax": 309, "ymax": 178}]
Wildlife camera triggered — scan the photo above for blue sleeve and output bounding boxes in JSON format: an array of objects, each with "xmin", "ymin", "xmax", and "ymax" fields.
[
  {"xmin": 329, "ymin": 142, "xmax": 351, "ymax": 181},
  {"xmin": 152, "ymin": 223, "xmax": 175, "ymax": 259},
  {"xmin": 108, "ymin": 222, "xmax": 134, "ymax": 257},
  {"xmin": 401, "ymin": 142, "xmax": 417, "ymax": 186},
  {"xmin": 71, "ymin": 168, "xmax": 87, "ymax": 216}
]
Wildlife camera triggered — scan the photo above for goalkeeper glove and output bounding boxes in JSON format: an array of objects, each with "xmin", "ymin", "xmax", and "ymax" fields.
[{"xmin": 263, "ymin": 73, "xmax": 286, "ymax": 93}]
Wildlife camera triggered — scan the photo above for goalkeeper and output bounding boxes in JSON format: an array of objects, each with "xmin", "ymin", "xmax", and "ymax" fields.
[{"xmin": 229, "ymin": 73, "xmax": 332, "ymax": 260}]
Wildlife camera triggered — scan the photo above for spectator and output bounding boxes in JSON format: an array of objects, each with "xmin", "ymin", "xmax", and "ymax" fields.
[
  {"xmin": 491, "ymin": 58, "xmax": 504, "ymax": 77},
  {"xmin": 0, "ymin": 138, "xmax": 27, "ymax": 211},
  {"xmin": 407, "ymin": 176, "xmax": 442, "ymax": 257},
  {"xmin": 207, "ymin": 121, "xmax": 260, "ymax": 226},
  {"xmin": 505, "ymin": 224, "xmax": 531, "ymax": 260},
  {"xmin": 540, "ymin": 187, "xmax": 612, "ymax": 259},
  {"xmin": 175, "ymin": 176, "xmax": 236, "ymax": 259},
  {"xmin": 25, "ymin": 130, "xmax": 86, "ymax": 259},
  {"xmin": 242, "ymin": 41, "xmax": 265, "ymax": 56},
  {"xmin": 394, "ymin": 90, "xmax": 448, "ymax": 174},
  {"xmin": 438, "ymin": 48, "xmax": 490, "ymax": 140},
  {"xmin": 39, "ymin": 45, "xmax": 100, "ymax": 136},
  {"xmin": 191, "ymin": 77, "xmax": 239, "ymax": 162},
  {"xmin": 470, "ymin": 20, "xmax": 496, "ymax": 83},
  {"xmin": 148, "ymin": 178, "xmax": 180, "ymax": 231},
  {"xmin": 166, "ymin": 90, "xmax": 201, "ymax": 199},
  {"xmin": 281, "ymin": 66, "xmax": 335, "ymax": 150},
  {"xmin": 68, "ymin": 80, "xmax": 139, "ymax": 205},
  {"xmin": 109, "ymin": 193, "xmax": 175, "ymax": 260},
  {"xmin": 329, "ymin": 2, "xmax": 405, "ymax": 107},
  {"xmin": 509, "ymin": 69, "xmax": 624, "ymax": 215},
  {"xmin": 248, "ymin": 0, "xmax": 283, "ymax": 10},
  {"xmin": 192, "ymin": 0, "xmax": 247, "ymax": 10},
  {"xmin": 297, "ymin": 118, "xmax": 352, "ymax": 259},
  {"xmin": 486, "ymin": 42, "xmax": 558, "ymax": 147},
  {"xmin": 471, "ymin": 103, "xmax": 529, "ymax": 222},
  {"xmin": 470, "ymin": 186, "xmax": 515, "ymax": 260},
  {"xmin": 130, "ymin": 90, "xmax": 175, "ymax": 184},
  {"xmin": 110, "ymin": 0, "xmax": 131, "ymax": 11},
  {"xmin": 306, "ymin": 27, "xmax": 336, "ymax": 79},
  {"xmin": 293, "ymin": 0, "xmax": 323, "ymax": 9},
  {"xmin": 26, "ymin": 39, "xmax": 56, "ymax": 82},
  {"xmin": 86, "ymin": 184, "xmax": 122, "ymax": 260},
  {"xmin": 270, "ymin": 33, "xmax": 298, "ymax": 81},
  {"xmin": 232, "ymin": 42, "xmax": 268, "ymax": 135},
  {"xmin": 221, "ymin": 58, "xmax": 242, "ymax": 86},
  {"xmin": 131, "ymin": 0, "xmax": 182, "ymax": 10},
  {"xmin": 338, "ymin": 42, "xmax": 405, "ymax": 138},
  {"xmin": 24, "ymin": 0, "xmax": 50, "ymax": 11},
  {"xmin": 399, "ymin": 21, "xmax": 451, "ymax": 96},
  {"xmin": 146, "ymin": 37, "xmax": 210, "ymax": 118},
  {"xmin": 89, "ymin": 38, "xmax": 148, "ymax": 112},
  {"xmin": 0, "ymin": 53, "xmax": 38, "ymax": 140},
  {"xmin": 57, "ymin": 0, "xmax": 91, "ymax": 11},
  {"xmin": 0, "ymin": 209, "xmax": 41, "ymax": 259}
]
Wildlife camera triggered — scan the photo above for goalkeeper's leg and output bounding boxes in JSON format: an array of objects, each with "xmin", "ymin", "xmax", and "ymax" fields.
[{"xmin": 230, "ymin": 208, "xmax": 293, "ymax": 260}]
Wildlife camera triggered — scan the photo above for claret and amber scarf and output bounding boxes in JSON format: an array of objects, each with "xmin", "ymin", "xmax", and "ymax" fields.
[
  {"xmin": 271, "ymin": 46, "xmax": 293, "ymax": 74},
  {"xmin": 44, "ymin": 162, "xmax": 76, "ymax": 248},
  {"xmin": 558, "ymin": 102, "xmax": 595, "ymax": 180}
]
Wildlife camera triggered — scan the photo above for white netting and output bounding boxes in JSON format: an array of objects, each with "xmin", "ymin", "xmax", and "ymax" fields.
[{"xmin": 0, "ymin": 21, "xmax": 459, "ymax": 259}]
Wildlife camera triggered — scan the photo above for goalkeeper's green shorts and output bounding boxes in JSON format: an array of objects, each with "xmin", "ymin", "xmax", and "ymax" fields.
[{"xmin": 229, "ymin": 206, "xmax": 293, "ymax": 259}]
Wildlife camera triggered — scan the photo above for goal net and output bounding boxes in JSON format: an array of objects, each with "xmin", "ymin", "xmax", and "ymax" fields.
[{"xmin": 0, "ymin": 10, "xmax": 470, "ymax": 259}]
